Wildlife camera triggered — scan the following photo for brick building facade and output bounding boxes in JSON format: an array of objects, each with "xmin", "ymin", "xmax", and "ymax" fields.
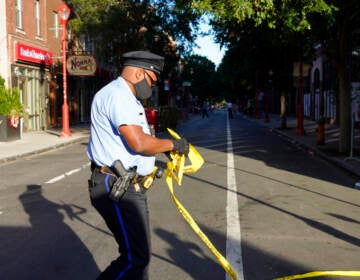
[{"xmin": 0, "ymin": 0, "xmax": 65, "ymax": 131}]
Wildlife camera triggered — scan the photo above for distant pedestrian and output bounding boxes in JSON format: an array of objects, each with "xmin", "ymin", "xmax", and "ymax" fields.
[
  {"xmin": 257, "ymin": 90, "xmax": 264, "ymax": 116},
  {"xmin": 202, "ymin": 100, "xmax": 210, "ymax": 118},
  {"xmin": 226, "ymin": 101, "xmax": 233, "ymax": 119}
]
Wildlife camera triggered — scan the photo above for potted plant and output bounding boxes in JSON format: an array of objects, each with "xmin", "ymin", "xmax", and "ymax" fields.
[{"xmin": 0, "ymin": 76, "xmax": 24, "ymax": 141}]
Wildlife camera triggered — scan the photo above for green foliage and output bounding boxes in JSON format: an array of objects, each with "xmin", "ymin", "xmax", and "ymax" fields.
[
  {"xmin": 68, "ymin": 0, "xmax": 147, "ymax": 67},
  {"xmin": 191, "ymin": 0, "xmax": 335, "ymax": 32},
  {"xmin": 195, "ymin": 0, "xmax": 353, "ymax": 106},
  {"xmin": 214, "ymin": 22, "xmax": 298, "ymax": 104},
  {"xmin": 202, "ymin": 0, "xmax": 358, "ymax": 152},
  {"xmin": 0, "ymin": 84, "xmax": 24, "ymax": 117},
  {"xmin": 0, "ymin": 76, "xmax": 5, "ymax": 87},
  {"xmin": 181, "ymin": 54, "xmax": 216, "ymax": 100},
  {"xmin": 67, "ymin": 0, "xmax": 200, "ymax": 72}
]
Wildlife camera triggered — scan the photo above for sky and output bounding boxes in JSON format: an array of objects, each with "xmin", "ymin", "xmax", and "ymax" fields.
[{"xmin": 193, "ymin": 21, "xmax": 227, "ymax": 67}]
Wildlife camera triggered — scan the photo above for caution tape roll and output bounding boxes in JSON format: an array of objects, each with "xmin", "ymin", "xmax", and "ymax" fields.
[{"xmin": 165, "ymin": 129, "xmax": 237, "ymax": 280}]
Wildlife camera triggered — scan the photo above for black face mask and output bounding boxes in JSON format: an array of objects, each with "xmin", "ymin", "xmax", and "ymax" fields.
[{"xmin": 133, "ymin": 77, "xmax": 152, "ymax": 100}]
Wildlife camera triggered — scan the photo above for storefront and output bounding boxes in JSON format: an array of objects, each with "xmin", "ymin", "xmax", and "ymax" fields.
[
  {"xmin": 66, "ymin": 54, "xmax": 98, "ymax": 124},
  {"xmin": 11, "ymin": 43, "xmax": 53, "ymax": 132}
]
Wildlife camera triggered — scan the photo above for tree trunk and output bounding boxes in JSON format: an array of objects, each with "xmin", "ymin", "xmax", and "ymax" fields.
[
  {"xmin": 338, "ymin": 64, "xmax": 351, "ymax": 153},
  {"xmin": 335, "ymin": 24, "xmax": 351, "ymax": 154}
]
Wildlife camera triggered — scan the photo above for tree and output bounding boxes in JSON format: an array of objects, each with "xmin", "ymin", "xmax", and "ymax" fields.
[
  {"xmin": 67, "ymin": 0, "xmax": 200, "ymax": 78},
  {"xmin": 181, "ymin": 55, "xmax": 216, "ymax": 101},
  {"xmin": 191, "ymin": 0, "xmax": 334, "ymax": 32},
  {"xmin": 192, "ymin": 0, "xmax": 360, "ymax": 153},
  {"xmin": 215, "ymin": 24, "xmax": 299, "ymax": 106},
  {"xmin": 307, "ymin": 0, "xmax": 360, "ymax": 152}
]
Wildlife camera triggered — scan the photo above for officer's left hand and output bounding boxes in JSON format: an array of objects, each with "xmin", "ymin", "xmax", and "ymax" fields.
[{"xmin": 172, "ymin": 138, "xmax": 189, "ymax": 156}]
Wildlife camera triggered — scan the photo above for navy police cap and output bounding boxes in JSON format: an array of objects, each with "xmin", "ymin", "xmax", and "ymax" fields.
[{"xmin": 121, "ymin": 51, "xmax": 164, "ymax": 76}]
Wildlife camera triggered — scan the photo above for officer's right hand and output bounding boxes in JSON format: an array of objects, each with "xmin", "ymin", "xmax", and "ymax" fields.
[{"xmin": 172, "ymin": 138, "xmax": 189, "ymax": 156}]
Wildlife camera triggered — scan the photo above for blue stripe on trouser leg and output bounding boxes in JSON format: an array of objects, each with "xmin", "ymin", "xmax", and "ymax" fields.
[
  {"xmin": 90, "ymin": 171, "xmax": 150, "ymax": 279},
  {"xmin": 104, "ymin": 174, "xmax": 133, "ymax": 279}
]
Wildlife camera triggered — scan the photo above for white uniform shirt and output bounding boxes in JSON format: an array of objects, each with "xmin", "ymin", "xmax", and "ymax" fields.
[{"xmin": 87, "ymin": 77, "xmax": 155, "ymax": 175}]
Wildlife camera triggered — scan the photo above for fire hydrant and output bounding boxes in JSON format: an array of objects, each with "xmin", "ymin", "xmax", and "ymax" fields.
[{"xmin": 316, "ymin": 116, "xmax": 325, "ymax": 145}]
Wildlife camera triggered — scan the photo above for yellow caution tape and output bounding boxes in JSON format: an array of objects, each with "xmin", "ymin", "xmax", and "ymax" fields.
[
  {"xmin": 165, "ymin": 128, "xmax": 237, "ymax": 280},
  {"xmin": 166, "ymin": 128, "xmax": 204, "ymax": 186},
  {"xmin": 142, "ymin": 166, "xmax": 158, "ymax": 189},
  {"xmin": 274, "ymin": 271, "xmax": 360, "ymax": 280}
]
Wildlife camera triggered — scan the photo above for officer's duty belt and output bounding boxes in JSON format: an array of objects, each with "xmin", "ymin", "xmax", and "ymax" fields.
[{"xmin": 90, "ymin": 161, "xmax": 147, "ymax": 192}]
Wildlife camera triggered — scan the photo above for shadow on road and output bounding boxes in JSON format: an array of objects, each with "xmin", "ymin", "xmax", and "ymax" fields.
[
  {"xmin": 186, "ymin": 173, "xmax": 360, "ymax": 248},
  {"xmin": 153, "ymin": 227, "xmax": 223, "ymax": 279},
  {"xmin": 0, "ymin": 184, "xmax": 100, "ymax": 280}
]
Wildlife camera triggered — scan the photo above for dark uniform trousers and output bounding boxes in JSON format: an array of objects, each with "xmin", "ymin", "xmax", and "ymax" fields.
[{"xmin": 89, "ymin": 169, "xmax": 151, "ymax": 280}]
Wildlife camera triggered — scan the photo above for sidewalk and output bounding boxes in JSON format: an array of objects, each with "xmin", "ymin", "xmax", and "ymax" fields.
[
  {"xmin": 0, "ymin": 114, "xmax": 359, "ymax": 181},
  {"xmin": 0, "ymin": 125, "xmax": 90, "ymax": 163},
  {"xmin": 244, "ymin": 113, "xmax": 360, "ymax": 179}
]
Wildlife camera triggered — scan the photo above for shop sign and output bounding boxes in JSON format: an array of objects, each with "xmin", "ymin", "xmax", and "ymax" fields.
[
  {"xmin": 66, "ymin": 55, "xmax": 97, "ymax": 76},
  {"xmin": 15, "ymin": 43, "xmax": 53, "ymax": 66}
]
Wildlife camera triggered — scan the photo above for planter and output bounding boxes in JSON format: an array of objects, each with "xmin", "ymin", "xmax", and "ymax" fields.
[{"xmin": 0, "ymin": 115, "xmax": 21, "ymax": 142}]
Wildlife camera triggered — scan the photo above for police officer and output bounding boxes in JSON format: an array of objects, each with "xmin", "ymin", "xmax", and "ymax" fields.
[{"xmin": 87, "ymin": 50, "xmax": 189, "ymax": 279}]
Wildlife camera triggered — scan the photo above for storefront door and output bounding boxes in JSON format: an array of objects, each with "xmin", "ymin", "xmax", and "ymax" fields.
[{"xmin": 13, "ymin": 66, "xmax": 48, "ymax": 131}]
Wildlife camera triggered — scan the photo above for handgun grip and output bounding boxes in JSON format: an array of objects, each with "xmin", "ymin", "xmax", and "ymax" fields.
[{"xmin": 113, "ymin": 160, "xmax": 127, "ymax": 177}]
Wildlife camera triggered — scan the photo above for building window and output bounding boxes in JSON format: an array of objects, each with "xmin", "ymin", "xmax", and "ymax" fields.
[
  {"xmin": 16, "ymin": 0, "xmax": 23, "ymax": 29},
  {"xmin": 35, "ymin": 0, "xmax": 41, "ymax": 36},
  {"xmin": 53, "ymin": 12, "xmax": 59, "ymax": 38},
  {"xmin": 80, "ymin": 35, "xmax": 94, "ymax": 53}
]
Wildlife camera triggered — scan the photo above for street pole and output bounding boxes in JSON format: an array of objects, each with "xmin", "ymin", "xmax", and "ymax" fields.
[
  {"xmin": 264, "ymin": 70, "xmax": 272, "ymax": 123},
  {"xmin": 58, "ymin": 3, "xmax": 72, "ymax": 137},
  {"xmin": 296, "ymin": 53, "xmax": 305, "ymax": 135},
  {"xmin": 254, "ymin": 69, "xmax": 260, "ymax": 118}
]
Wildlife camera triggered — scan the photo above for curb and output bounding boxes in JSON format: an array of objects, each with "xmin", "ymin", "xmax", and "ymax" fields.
[
  {"xmin": 271, "ymin": 127, "xmax": 360, "ymax": 179},
  {"xmin": 0, "ymin": 135, "xmax": 88, "ymax": 164},
  {"xmin": 243, "ymin": 114, "xmax": 360, "ymax": 179}
]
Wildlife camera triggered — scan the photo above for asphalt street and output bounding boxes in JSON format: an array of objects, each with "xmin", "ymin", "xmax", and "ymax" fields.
[{"xmin": 0, "ymin": 110, "xmax": 359, "ymax": 280}]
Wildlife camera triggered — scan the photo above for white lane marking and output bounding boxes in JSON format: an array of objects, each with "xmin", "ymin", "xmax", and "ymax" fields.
[
  {"xmin": 226, "ymin": 116, "xmax": 244, "ymax": 280},
  {"xmin": 45, "ymin": 163, "xmax": 90, "ymax": 184},
  {"xmin": 45, "ymin": 174, "xmax": 65, "ymax": 184},
  {"xmin": 65, "ymin": 168, "xmax": 81, "ymax": 176}
]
